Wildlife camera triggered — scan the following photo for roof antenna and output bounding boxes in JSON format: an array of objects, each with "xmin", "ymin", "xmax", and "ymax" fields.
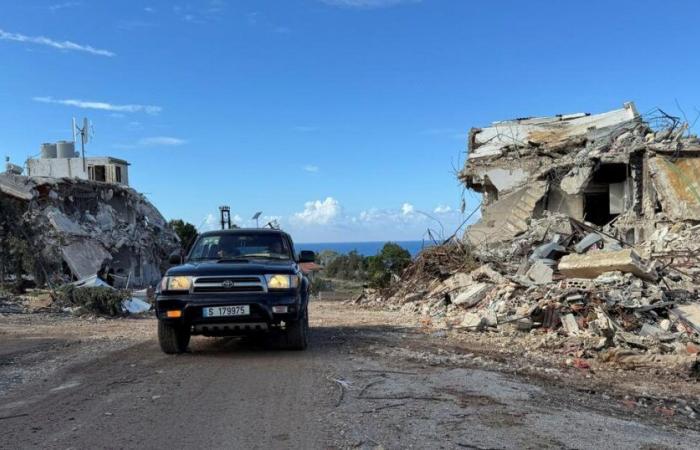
[
  {"xmin": 252, "ymin": 211, "xmax": 262, "ymax": 228},
  {"xmin": 74, "ymin": 117, "xmax": 92, "ymax": 172}
]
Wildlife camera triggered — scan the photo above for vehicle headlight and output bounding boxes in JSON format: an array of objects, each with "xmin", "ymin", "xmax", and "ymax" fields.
[
  {"xmin": 160, "ymin": 276, "xmax": 193, "ymax": 292},
  {"xmin": 265, "ymin": 274, "xmax": 299, "ymax": 290}
]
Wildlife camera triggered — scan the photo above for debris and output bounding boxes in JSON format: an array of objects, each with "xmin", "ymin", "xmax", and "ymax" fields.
[
  {"xmin": 525, "ymin": 261, "xmax": 553, "ymax": 285},
  {"xmin": 122, "ymin": 297, "xmax": 151, "ymax": 314},
  {"xmin": 558, "ymin": 249, "xmax": 656, "ymax": 280},
  {"xmin": 670, "ymin": 303, "xmax": 700, "ymax": 334},
  {"xmin": 600, "ymin": 349, "xmax": 699, "ymax": 374},
  {"xmin": 560, "ymin": 314, "xmax": 580, "ymax": 336},
  {"xmin": 452, "ymin": 283, "xmax": 493, "ymax": 307},
  {"xmin": 574, "ymin": 233, "xmax": 603, "ymax": 253},
  {"xmin": 353, "ymin": 102, "xmax": 700, "ymax": 375},
  {"xmin": 0, "ymin": 173, "xmax": 179, "ymax": 289}
]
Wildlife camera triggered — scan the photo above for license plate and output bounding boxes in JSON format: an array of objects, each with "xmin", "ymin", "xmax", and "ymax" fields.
[{"xmin": 202, "ymin": 305, "xmax": 250, "ymax": 317}]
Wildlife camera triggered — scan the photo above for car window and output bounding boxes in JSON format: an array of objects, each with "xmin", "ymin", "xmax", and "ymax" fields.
[{"xmin": 189, "ymin": 234, "xmax": 292, "ymax": 260}]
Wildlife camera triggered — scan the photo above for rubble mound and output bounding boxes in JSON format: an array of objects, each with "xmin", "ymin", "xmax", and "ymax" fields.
[
  {"xmin": 0, "ymin": 174, "xmax": 179, "ymax": 288},
  {"xmin": 357, "ymin": 103, "xmax": 700, "ymax": 375}
]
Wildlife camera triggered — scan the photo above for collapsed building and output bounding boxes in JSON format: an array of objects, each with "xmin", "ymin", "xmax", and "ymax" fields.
[
  {"xmin": 356, "ymin": 102, "xmax": 700, "ymax": 375},
  {"xmin": 0, "ymin": 151, "xmax": 178, "ymax": 289},
  {"xmin": 461, "ymin": 101, "xmax": 699, "ymax": 247}
]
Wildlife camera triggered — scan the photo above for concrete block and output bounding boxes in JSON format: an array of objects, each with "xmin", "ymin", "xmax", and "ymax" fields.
[
  {"xmin": 452, "ymin": 283, "xmax": 493, "ymax": 307},
  {"xmin": 525, "ymin": 261, "xmax": 553, "ymax": 285},
  {"xmin": 558, "ymin": 249, "xmax": 655, "ymax": 280}
]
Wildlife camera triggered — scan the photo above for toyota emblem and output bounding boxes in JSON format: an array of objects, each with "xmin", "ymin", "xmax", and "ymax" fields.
[{"xmin": 221, "ymin": 280, "xmax": 235, "ymax": 289}]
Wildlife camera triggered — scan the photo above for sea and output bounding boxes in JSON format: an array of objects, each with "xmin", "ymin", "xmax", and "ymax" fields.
[{"xmin": 296, "ymin": 240, "xmax": 432, "ymax": 257}]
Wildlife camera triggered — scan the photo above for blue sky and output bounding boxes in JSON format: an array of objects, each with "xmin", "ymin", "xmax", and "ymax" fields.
[{"xmin": 2, "ymin": 0, "xmax": 700, "ymax": 242}]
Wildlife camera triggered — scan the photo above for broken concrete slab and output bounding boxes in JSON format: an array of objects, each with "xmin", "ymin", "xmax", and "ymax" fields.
[
  {"xmin": 560, "ymin": 166, "xmax": 593, "ymax": 195},
  {"xmin": 670, "ymin": 303, "xmax": 700, "ymax": 334},
  {"xmin": 525, "ymin": 261, "xmax": 553, "ymax": 285},
  {"xmin": 574, "ymin": 233, "xmax": 603, "ymax": 253},
  {"xmin": 61, "ymin": 242, "xmax": 112, "ymax": 280},
  {"xmin": 529, "ymin": 240, "xmax": 566, "ymax": 262},
  {"xmin": 560, "ymin": 313, "xmax": 580, "ymax": 335},
  {"xmin": 558, "ymin": 249, "xmax": 656, "ymax": 280},
  {"xmin": 452, "ymin": 283, "xmax": 493, "ymax": 307},
  {"xmin": 46, "ymin": 207, "xmax": 87, "ymax": 236},
  {"xmin": 465, "ymin": 103, "xmax": 639, "ymax": 160},
  {"xmin": 460, "ymin": 312, "xmax": 484, "ymax": 329},
  {"xmin": 467, "ymin": 181, "xmax": 548, "ymax": 245},
  {"xmin": 648, "ymin": 156, "xmax": 700, "ymax": 221},
  {"xmin": 0, "ymin": 173, "xmax": 35, "ymax": 200}
]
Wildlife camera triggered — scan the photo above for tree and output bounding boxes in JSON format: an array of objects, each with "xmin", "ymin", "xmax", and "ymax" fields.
[
  {"xmin": 169, "ymin": 219, "xmax": 198, "ymax": 252},
  {"xmin": 367, "ymin": 242, "xmax": 411, "ymax": 288}
]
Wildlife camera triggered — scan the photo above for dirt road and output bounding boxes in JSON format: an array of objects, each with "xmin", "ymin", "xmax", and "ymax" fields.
[{"xmin": 1, "ymin": 300, "xmax": 698, "ymax": 449}]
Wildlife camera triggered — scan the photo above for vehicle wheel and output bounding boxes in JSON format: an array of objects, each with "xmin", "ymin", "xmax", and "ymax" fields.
[
  {"xmin": 158, "ymin": 320, "xmax": 191, "ymax": 354},
  {"xmin": 281, "ymin": 308, "xmax": 309, "ymax": 350}
]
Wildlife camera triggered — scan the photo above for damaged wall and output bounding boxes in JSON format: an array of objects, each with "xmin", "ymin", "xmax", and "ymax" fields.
[
  {"xmin": 0, "ymin": 173, "xmax": 179, "ymax": 288},
  {"xmin": 461, "ymin": 101, "xmax": 700, "ymax": 248}
]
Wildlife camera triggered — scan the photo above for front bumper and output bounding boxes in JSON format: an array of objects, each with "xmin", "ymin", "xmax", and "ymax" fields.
[{"xmin": 156, "ymin": 292, "xmax": 302, "ymax": 334}]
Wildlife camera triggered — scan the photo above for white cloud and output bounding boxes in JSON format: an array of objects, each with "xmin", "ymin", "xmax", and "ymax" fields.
[
  {"xmin": 144, "ymin": 6, "xmax": 155, "ymax": 13},
  {"xmin": 201, "ymin": 213, "xmax": 219, "ymax": 231},
  {"xmin": 0, "ymin": 29, "xmax": 114, "ymax": 57},
  {"xmin": 33, "ymin": 96, "xmax": 161, "ymax": 114},
  {"xmin": 434, "ymin": 204, "xmax": 452, "ymax": 214},
  {"xmin": 401, "ymin": 202, "xmax": 415, "ymax": 215},
  {"xmin": 138, "ymin": 136, "xmax": 186, "ymax": 146},
  {"xmin": 49, "ymin": 2, "xmax": 80, "ymax": 11},
  {"xmin": 303, "ymin": 165, "xmax": 319, "ymax": 173},
  {"xmin": 114, "ymin": 136, "xmax": 186, "ymax": 149},
  {"xmin": 320, "ymin": 0, "xmax": 421, "ymax": 8},
  {"xmin": 293, "ymin": 197, "xmax": 341, "ymax": 225}
]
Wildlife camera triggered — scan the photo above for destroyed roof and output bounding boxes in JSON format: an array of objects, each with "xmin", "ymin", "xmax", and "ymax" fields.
[{"xmin": 468, "ymin": 102, "xmax": 640, "ymax": 160}]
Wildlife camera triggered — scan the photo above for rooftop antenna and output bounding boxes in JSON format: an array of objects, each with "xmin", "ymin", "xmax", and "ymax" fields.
[
  {"xmin": 252, "ymin": 211, "xmax": 262, "ymax": 228},
  {"xmin": 74, "ymin": 117, "xmax": 92, "ymax": 172}
]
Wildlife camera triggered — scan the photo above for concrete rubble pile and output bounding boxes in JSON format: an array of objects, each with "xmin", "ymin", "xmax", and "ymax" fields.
[
  {"xmin": 0, "ymin": 173, "xmax": 179, "ymax": 290},
  {"xmin": 357, "ymin": 102, "xmax": 700, "ymax": 375}
]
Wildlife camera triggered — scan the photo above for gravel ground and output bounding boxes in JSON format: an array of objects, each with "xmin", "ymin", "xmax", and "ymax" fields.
[{"xmin": 0, "ymin": 298, "xmax": 698, "ymax": 449}]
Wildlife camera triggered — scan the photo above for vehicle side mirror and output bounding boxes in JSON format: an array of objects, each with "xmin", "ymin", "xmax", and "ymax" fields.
[
  {"xmin": 169, "ymin": 251, "xmax": 183, "ymax": 265},
  {"xmin": 298, "ymin": 250, "xmax": 315, "ymax": 263}
]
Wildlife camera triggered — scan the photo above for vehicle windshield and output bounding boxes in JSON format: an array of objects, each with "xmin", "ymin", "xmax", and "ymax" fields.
[{"xmin": 188, "ymin": 233, "xmax": 292, "ymax": 261}]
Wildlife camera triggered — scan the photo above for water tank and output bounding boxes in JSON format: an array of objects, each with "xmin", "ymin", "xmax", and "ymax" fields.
[
  {"xmin": 40, "ymin": 143, "xmax": 57, "ymax": 159},
  {"xmin": 56, "ymin": 141, "xmax": 75, "ymax": 158}
]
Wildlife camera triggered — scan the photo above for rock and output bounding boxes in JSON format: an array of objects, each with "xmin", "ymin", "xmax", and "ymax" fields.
[
  {"xmin": 660, "ymin": 319, "xmax": 672, "ymax": 331},
  {"xmin": 525, "ymin": 261, "xmax": 553, "ymax": 285},
  {"xmin": 560, "ymin": 313, "xmax": 580, "ymax": 336},
  {"xmin": 452, "ymin": 283, "xmax": 493, "ymax": 307},
  {"xmin": 460, "ymin": 312, "xmax": 484, "ymax": 330}
]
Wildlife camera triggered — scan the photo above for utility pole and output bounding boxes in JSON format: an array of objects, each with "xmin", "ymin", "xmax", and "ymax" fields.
[{"xmin": 219, "ymin": 206, "xmax": 231, "ymax": 230}]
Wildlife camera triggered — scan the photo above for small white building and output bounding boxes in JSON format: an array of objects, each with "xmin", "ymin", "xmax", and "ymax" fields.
[{"xmin": 26, "ymin": 141, "xmax": 130, "ymax": 186}]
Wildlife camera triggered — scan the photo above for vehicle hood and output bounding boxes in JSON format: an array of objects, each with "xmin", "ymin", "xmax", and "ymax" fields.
[{"xmin": 166, "ymin": 260, "xmax": 297, "ymax": 277}]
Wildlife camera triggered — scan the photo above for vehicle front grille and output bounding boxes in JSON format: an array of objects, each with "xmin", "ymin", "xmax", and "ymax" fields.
[{"xmin": 192, "ymin": 276, "xmax": 266, "ymax": 294}]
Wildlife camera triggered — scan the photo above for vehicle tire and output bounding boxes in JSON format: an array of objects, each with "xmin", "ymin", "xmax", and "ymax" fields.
[
  {"xmin": 158, "ymin": 320, "xmax": 191, "ymax": 354},
  {"xmin": 281, "ymin": 308, "xmax": 309, "ymax": 350}
]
